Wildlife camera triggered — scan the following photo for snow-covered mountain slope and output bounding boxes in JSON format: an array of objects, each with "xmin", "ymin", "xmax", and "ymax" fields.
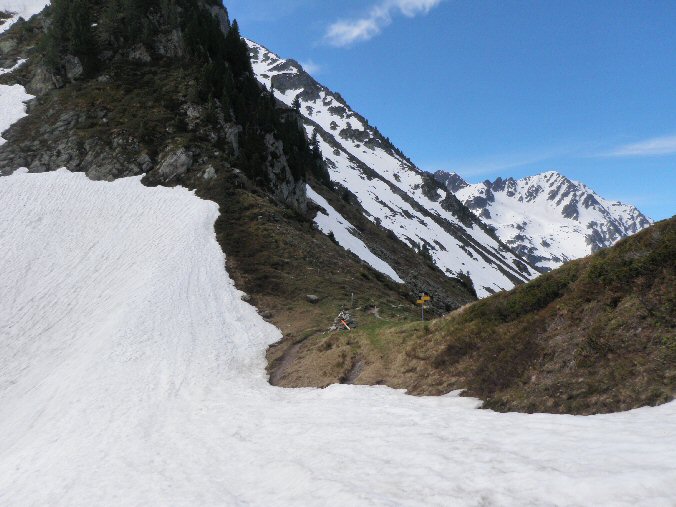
[
  {"xmin": 0, "ymin": 0, "xmax": 48, "ymax": 33},
  {"xmin": 307, "ymin": 184, "xmax": 404, "ymax": 283},
  {"xmin": 436, "ymin": 170, "xmax": 653, "ymax": 271},
  {"xmin": 2, "ymin": 169, "xmax": 675, "ymax": 506},
  {"xmin": 246, "ymin": 40, "xmax": 538, "ymax": 297}
]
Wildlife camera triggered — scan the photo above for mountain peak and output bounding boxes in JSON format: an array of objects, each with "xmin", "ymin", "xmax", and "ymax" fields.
[
  {"xmin": 540, "ymin": 170, "xmax": 564, "ymax": 179},
  {"xmin": 433, "ymin": 170, "xmax": 468, "ymax": 192},
  {"xmin": 435, "ymin": 170, "xmax": 653, "ymax": 271}
]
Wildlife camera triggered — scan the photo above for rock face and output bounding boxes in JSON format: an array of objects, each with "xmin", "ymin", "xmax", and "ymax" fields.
[
  {"xmin": 0, "ymin": 2, "xmax": 308, "ymax": 213},
  {"xmin": 0, "ymin": 107, "xmax": 148, "ymax": 180},
  {"xmin": 433, "ymin": 171, "xmax": 468, "ymax": 193},
  {"xmin": 435, "ymin": 170, "xmax": 653, "ymax": 271},
  {"xmin": 208, "ymin": 3, "xmax": 230, "ymax": 35},
  {"xmin": 263, "ymin": 133, "xmax": 307, "ymax": 211},
  {"xmin": 246, "ymin": 39, "xmax": 539, "ymax": 298},
  {"xmin": 157, "ymin": 146, "xmax": 193, "ymax": 180}
]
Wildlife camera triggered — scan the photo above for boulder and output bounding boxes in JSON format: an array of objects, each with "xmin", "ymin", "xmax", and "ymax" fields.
[
  {"xmin": 63, "ymin": 54, "xmax": 83, "ymax": 81},
  {"xmin": 157, "ymin": 146, "xmax": 192, "ymax": 181},
  {"xmin": 126, "ymin": 44, "xmax": 151, "ymax": 63},
  {"xmin": 202, "ymin": 165, "xmax": 216, "ymax": 181},
  {"xmin": 27, "ymin": 64, "xmax": 60, "ymax": 96}
]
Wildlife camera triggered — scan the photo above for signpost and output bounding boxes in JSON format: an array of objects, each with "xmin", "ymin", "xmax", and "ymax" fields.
[{"xmin": 416, "ymin": 292, "xmax": 431, "ymax": 321}]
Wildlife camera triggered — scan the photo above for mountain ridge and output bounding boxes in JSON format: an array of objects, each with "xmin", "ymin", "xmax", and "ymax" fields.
[
  {"xmin": 435, "ymin": 169, "xmax": 653, "ymax": 271},
  {"xmin": 247, "ymin": 39, "xmax": 539, "ymax": 297}
]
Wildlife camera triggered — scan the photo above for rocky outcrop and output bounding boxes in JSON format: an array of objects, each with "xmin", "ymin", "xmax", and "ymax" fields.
[
  {"xmin": 0, "ymin": 2, "xmax": 308, "ymax": 213},
  {"xmin": 157, "ymin": 145, "xmax": 193, "ymax": 181},
  {"xmin": 433, "ymin": 170, "xmax": 468, "ymax": 193},
  {"xmin": 208, "ymin": 3, "xmax": 230, "ymax": 35},
  {"xmin": 264, "ymin": 133, "xmax": 306, "ymax": 213}
]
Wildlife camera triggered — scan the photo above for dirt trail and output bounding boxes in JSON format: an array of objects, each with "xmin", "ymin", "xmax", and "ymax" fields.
[
  {"xmin": 342, "ymin": 358, "xmax": 365, "ymax": 385},
  {"xmin": 268, "ymin": 338, "xmax": 307, "ymax": 385}
]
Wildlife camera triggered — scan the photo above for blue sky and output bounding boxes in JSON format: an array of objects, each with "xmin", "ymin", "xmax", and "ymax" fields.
[{"xmin": 226, "ymin": 0, "xmax": 675, "ymax": 220}]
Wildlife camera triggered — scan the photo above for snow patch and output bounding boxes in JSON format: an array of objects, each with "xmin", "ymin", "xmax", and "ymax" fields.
[
  {"xmin": 307, "ymin": 184, "xmax": 403, "ymax": 283},
  {"xmin": 0, "ymin": 58, "xmax": 26, "ymax": 75},
  {"xmin": 0, "ymin": 83, "xmax": 33, "ymax": 145},
  {"xmin": 0, "ymin": 0, "xmax": 50, "ymax": 20}
]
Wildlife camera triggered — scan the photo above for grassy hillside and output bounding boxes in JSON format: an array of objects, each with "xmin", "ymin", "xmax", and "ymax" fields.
[{"xmin": 271, "ymin": 217, "xmax": 675, "ymax": 414}]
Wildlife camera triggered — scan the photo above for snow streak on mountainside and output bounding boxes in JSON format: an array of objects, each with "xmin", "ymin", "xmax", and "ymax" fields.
[
  {"xmin": 307, "ymin": 185, "xmax": 404, "ymax": 283},
  {"xmin": 436, "ymin": 170, "xmax": 653, "ymax": 271},
  {"xmin": 1, "ymin": 170, "xmax": 675, "ymax": 506},
  {"xmin": 0, "ymin": 0, "xmax": 48, "ymax": 33},
  {"xmin": 246, "ymin": 40, "xmax": 537, "ymax": 297},
  {"xmin": 0, "ymin": 83, "xmax": 31, "ymax": 145},
  {"xmin": 0, "ymin": 4, "xmax": 36, "ymax": 144}
]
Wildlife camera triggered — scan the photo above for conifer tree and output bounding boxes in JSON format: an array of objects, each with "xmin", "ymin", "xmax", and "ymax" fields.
[
  {"xmin": 67, "ymin": 0, "xmax": 96, "ymax": 70},
  {"xmin": 224, "ymin": 20, "xmax": 253, "ymax": 78},
  {"xmin": 42, "ymin": 0, "xmax": 97, "ymax": 74},
  {"xmin": 310, "ymin": 130, "xmax": 320, "ymax": 157}
]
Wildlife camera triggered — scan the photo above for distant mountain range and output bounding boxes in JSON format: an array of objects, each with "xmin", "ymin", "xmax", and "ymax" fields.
[{"xmin": 435, "ymin": 170, "xmax": 653, "ymax": 271}]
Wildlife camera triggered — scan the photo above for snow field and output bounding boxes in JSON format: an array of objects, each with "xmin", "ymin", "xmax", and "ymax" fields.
[{"xmin": 1, "ymin": 169, "xmax": 675, "ymax": 506}]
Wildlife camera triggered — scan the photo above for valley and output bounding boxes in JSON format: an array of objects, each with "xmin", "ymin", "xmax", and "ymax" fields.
[{"xmin": 0, "ymin": 1, "xmax": 674, "ymax": 505}]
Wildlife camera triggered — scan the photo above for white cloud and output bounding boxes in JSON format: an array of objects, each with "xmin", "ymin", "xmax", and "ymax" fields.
[
  {"xmin": 300, "ymin": 60, "xmax": 321, "ymax": 75},
  {"xmin": 605, "ymin": 134, "xmax": 676, "ymax": 157},
  {"xmin": 324, "ymin": 0, "xmax": 442, "ymax": 47}
]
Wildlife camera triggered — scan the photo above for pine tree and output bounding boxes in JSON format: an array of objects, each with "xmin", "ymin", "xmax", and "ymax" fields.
[
  {"xmin": 41, "ymin": 0, "xmax": 98, "ymax": 74},
  {"xmin": 224, "ymin": 20, "xmax": 253, "ymax": 78},
  {"xmin": 67, "ymin": 0, "xmax": 97, "ymax": 71},
  {"xmin": 292, "ymin": 95, "xmax": 301, "ymax": 111},
  {"xmin": 310, "ymin": 130, "xmax": 320, "ymax": 157},
  {"xmin": 419, "ymin": 242, "xmax": 435, "ymax": 266}
]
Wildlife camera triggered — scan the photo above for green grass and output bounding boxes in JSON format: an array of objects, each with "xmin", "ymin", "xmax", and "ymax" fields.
[{"xmin": 405, "ymin": 217, "xmax": 675, "ymax": 414}]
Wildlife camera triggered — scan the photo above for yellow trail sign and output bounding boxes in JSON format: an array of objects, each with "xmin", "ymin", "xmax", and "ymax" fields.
[
  {"xmin": 416, "ymin": 299, "xmax": 425, "ymax": 305},
  {"xmin": 422, "ymin": 295, "xmax": 431, "ymax": 302}
]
